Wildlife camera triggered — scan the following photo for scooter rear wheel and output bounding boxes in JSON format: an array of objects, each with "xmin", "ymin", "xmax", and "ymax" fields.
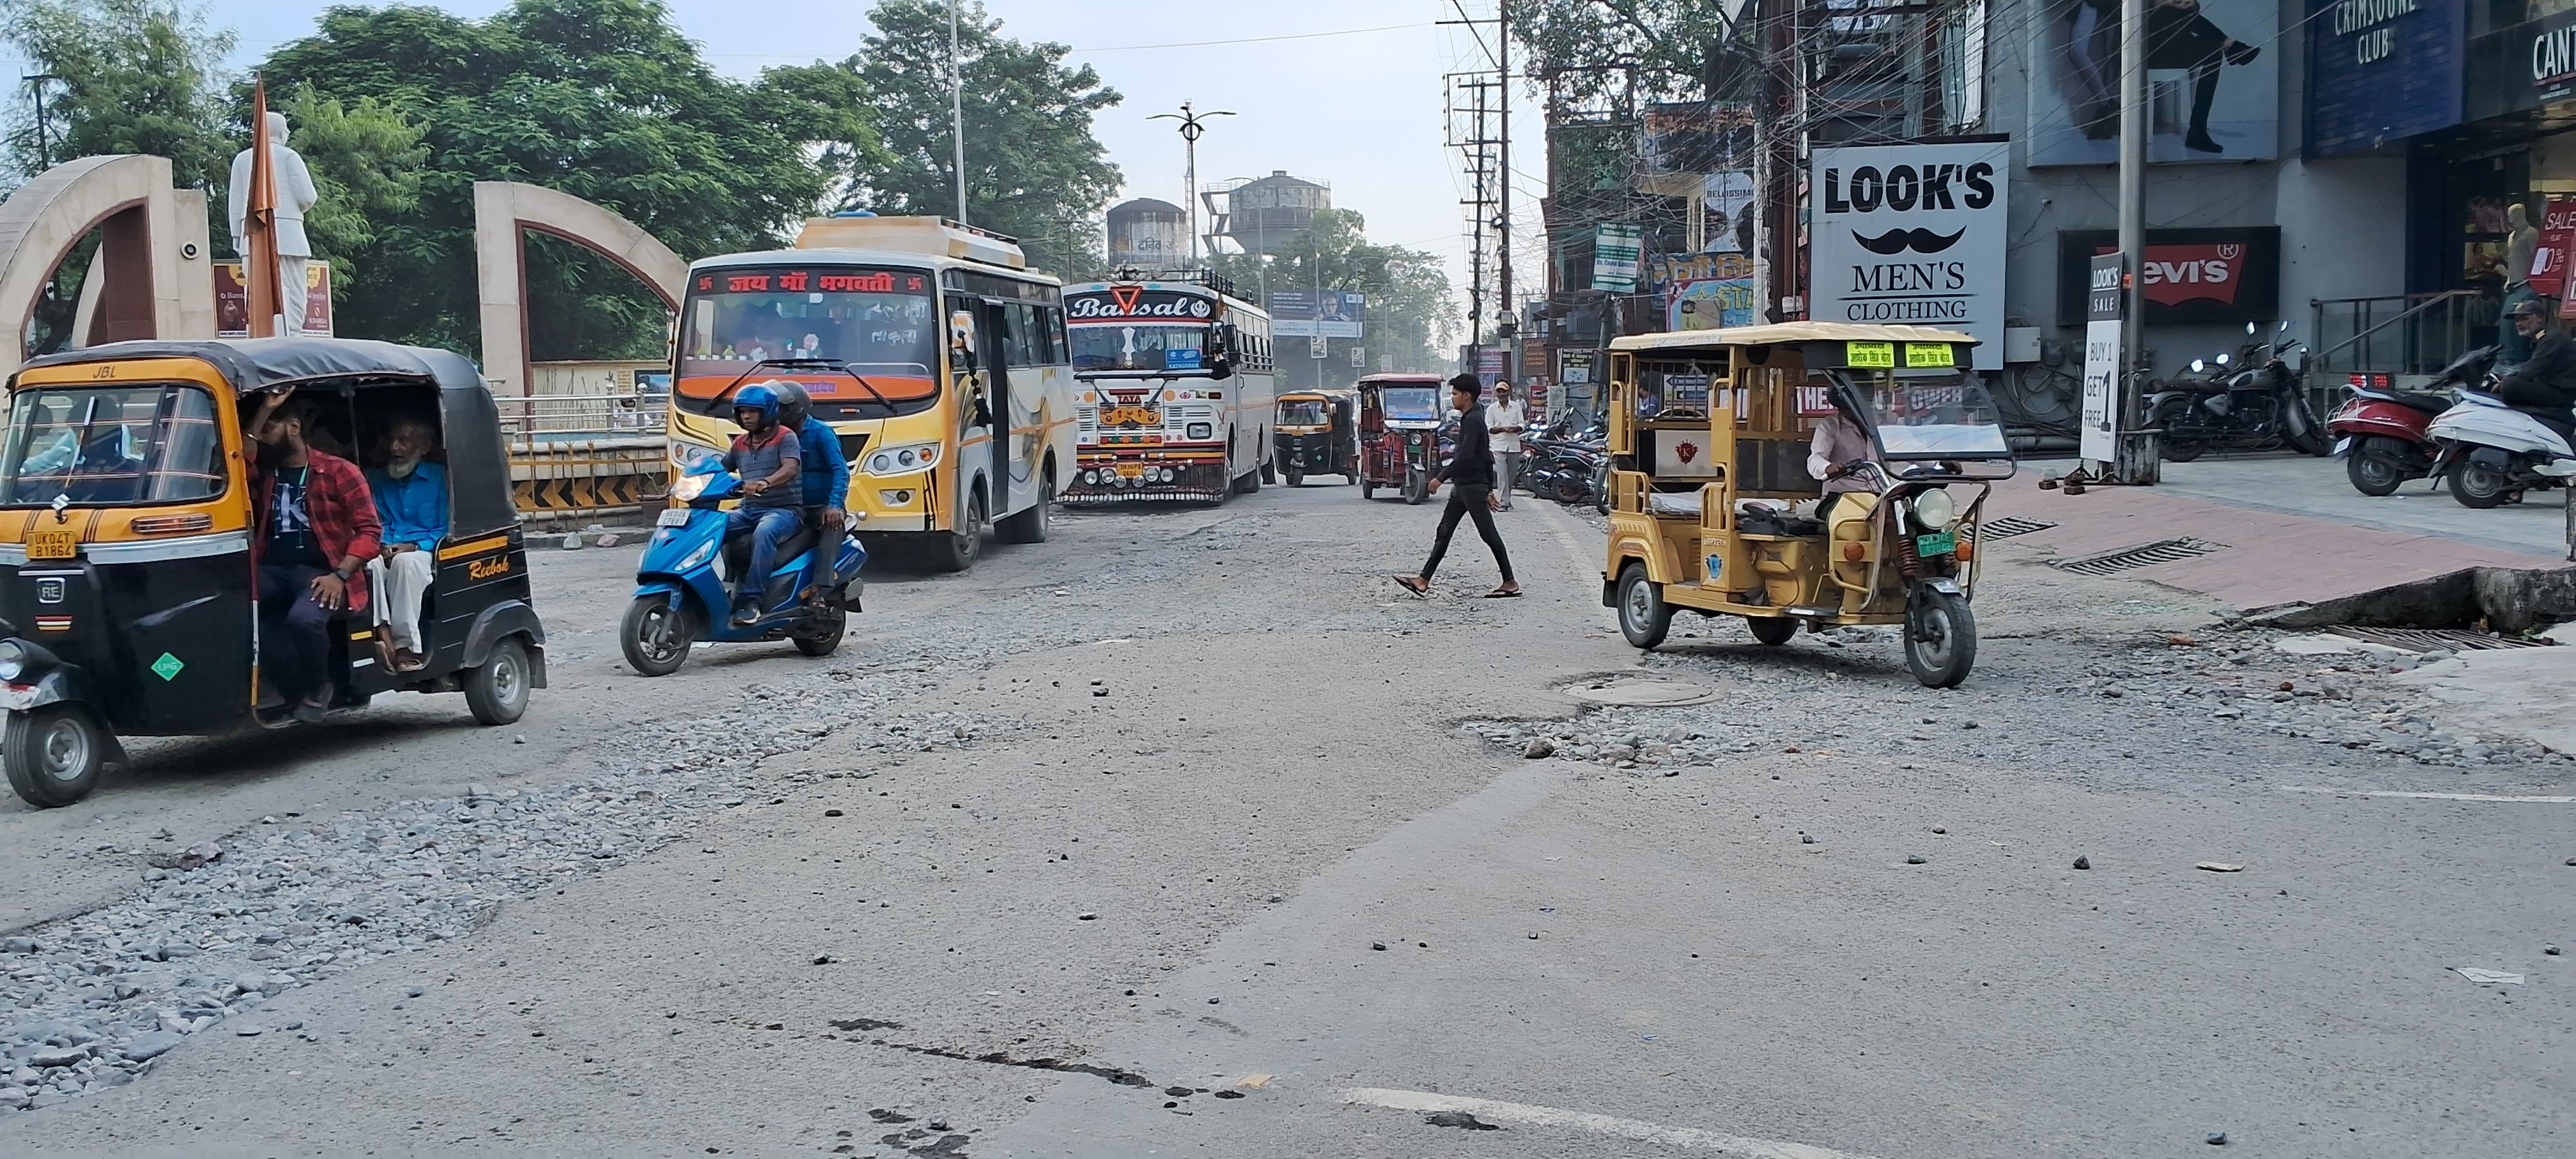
[
  {"xmin": 792, "ymin": 607, "xmax": 846, "ymax": 657},
  {"xmin": 2448, "ymin": 458, "xmax": 2513, "ymax": 509},
  {"xmin": 2346, "ymin": 440, "xmax": 2407, "ymax": 496}
]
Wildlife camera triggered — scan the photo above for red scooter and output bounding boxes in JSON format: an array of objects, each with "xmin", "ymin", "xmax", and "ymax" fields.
[{"xmin": 2329, "ymin": 346, "xmax": 2493, "ymax": 496}]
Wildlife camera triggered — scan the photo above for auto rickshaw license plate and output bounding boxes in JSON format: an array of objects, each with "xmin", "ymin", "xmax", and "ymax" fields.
[
  {"xmin": 25, "ymin": 529, "xmax": 75, "ymax": 561},
  {"xmin": 1915, "ymin": 530, "xmax": 1958, "ymax": 557}
]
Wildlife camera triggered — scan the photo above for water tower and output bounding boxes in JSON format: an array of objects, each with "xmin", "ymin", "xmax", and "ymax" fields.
[
  {"xmin": 1215, "ymin": 171, "xmax": 1329, "ymax": 257},
  {"xmin": 1106, "ymin": 198, "xmax": 1188, "ymax": 269}
]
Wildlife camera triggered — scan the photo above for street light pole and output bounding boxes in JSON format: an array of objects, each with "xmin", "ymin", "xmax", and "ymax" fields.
[
  {"xmin": 1148, "ymin": 103, "xmax": 1233, "ymax": 266},
  {"xmin": 950, "ymin": 0, "xmax": 968, "ymax": 223}
]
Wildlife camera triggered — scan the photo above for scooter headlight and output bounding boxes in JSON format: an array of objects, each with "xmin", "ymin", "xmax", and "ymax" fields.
[
  {"xmin": 669, "ymin": 473, "xmax": 712, "ymax": 502},
  {"xmin": 1911, "ymin": 486, "xmax": 1957, "ymax": 530}
]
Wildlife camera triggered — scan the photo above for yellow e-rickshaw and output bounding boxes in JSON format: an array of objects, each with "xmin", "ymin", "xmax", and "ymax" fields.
[{"xmin": 1599, "ymin": 323, "xmax": 2014, "ymax": 687}]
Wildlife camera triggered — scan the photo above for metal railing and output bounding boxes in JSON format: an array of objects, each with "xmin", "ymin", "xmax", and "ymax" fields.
[
  {"xmin": 2310, "ymin": 291, "xmax": 2495, "ymax": 381},
  {"xmin": 493, "ymin": 393, "xmax": 669, "ymax": 440}
]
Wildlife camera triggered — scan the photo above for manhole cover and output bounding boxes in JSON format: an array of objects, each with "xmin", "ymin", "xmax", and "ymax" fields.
[
  {"xmin": 2049, "ymin": 537, "xmax": 2226, "ymax": 576},
  {"xmin": 2327, "ymin": 626, "xmax": 2549, "ymax": 651},
  {"xmin": 1979, "ymin": 516, "xmax": 2056, "ymax": 539},
  {"xmin": 1561, "ymin": 677, "xmax": 1717, "ymax": 707}
]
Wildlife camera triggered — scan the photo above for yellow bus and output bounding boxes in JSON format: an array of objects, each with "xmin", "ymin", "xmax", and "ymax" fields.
[{"xmin": 669, "ymin": 216, "xmax": 1075, "ymax": 571}]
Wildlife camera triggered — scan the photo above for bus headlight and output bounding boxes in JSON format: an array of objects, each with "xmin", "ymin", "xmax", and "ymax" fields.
[
  {"xmin": 670, "ymin": 439, "xmax": 723, "ymax": 472},
  {"xmin": 864, "ymin": 442, "xmax": 941, "ymax": 476},
  {"xmin": 1911, "ymin": 486, "xmax": 1957, "ymax": 530}
]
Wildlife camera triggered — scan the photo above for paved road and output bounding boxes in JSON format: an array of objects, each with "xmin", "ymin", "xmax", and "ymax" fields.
[{"xmin": 4, "ymin": 481, "xmax": 2570, "ymax": 1157}]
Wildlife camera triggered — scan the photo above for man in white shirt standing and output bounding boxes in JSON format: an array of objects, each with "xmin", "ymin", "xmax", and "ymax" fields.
[{"xmin": 1485, "ymin": 380, "xmax": 1529, "ymax": 511}]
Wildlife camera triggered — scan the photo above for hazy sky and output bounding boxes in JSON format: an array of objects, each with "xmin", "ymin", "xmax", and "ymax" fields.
[{"xmin": 167, "ymin": 0, "xmax": 1542, "ymax": 301}]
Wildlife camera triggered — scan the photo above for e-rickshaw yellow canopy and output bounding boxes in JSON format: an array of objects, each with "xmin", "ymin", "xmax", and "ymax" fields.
[{"xmin": 1608, "ymin": 323, "xmax": 1978, "ymax": 355}]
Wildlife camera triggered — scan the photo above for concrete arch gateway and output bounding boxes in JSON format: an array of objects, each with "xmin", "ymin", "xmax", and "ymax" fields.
[
  {"xmin": 472, "ymin": 181, "xmax": 687, "ymax": 398},
  {"xmin": 0, "ymin": 154, "xmax": 216, "ymax": 379}
]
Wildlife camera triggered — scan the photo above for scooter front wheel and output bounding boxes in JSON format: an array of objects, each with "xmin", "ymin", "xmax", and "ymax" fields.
[{"xmin": 620, "ymin": 594, "xmax": 697, "ymax": 677}]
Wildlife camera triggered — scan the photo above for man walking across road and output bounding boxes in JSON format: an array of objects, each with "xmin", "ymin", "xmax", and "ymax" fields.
[
  {"xmin": 1487, "ymin": 379, "xmax": 1528, "ymax": 511},
  {"xmin": 1394, "ymin": 374, "xmax": 1520, "ymax": 598}
]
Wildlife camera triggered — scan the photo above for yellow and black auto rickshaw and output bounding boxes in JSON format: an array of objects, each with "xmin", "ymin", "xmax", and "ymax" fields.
[
  {"xmin": 1273, "ymin": 389, "xmax": 1356, "ymax": 485},
  {"xmin": 0, "ymin": 338, "xmax": 545, "ymax": 807},
  {"xmin": 1599, "ymin": 323, "xmax": 2013, "ymax": 687}
]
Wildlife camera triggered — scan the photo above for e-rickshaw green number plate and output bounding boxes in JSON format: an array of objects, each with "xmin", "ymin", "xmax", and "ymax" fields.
[
  {"xmin": 1846, "ymin": 341, "xmax": 1895, "ymax": 369},
  {"xmin": 1904, "ymin": 342, "xmax": 1957, "ymax": 369},
  {"xmin": 1916, "ymin": 530, "xmax": 1958, "ymax": 556}
]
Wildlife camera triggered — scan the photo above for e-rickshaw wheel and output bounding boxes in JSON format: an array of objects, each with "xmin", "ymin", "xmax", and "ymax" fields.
[
  {"xmin": 1361, "ymin": 478, "xmax": 1375, "ymax": 499},
  {"xmin": 464, "ymin": 636, "xmax": 534, "ymax": 726},
  {"xmin": 4, "ymin": 705, "xmax": 107, "ymax": 809},
  {"xmin": 1615, "ymin": 563, "xmax": 1673, "ymax": 650},
  {"xmin": 1404, "ymin": 468, "xmax": 1428, "ymax": 504},
  {"xmin": 1904, "ymin": 586, "xmax": 1978, "ymax": 689},
  {"xmin": 620, "ymin": 593, "xmax": 697, "ymax": 677},
  {"xmin": 1747, "ymin": 615, "xmax": 1799, "ymax": 646},
  {"xmin": 793, "ymin": 606, "xmax": 847, "ymax": 657}
]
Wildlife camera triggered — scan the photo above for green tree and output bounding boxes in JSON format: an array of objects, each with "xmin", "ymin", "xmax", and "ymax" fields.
[
  {"xmin": 1508, "ymin": 1, "xmax": 1741, "ymax": 108},
  {"xmin": 1211, "ymin": 208, "xmax": 1455, "ymax": 385},
  {"xmin": 0, "ymin": 0, "xmax": 234, "ymax": 185},
  {"xmin": 253, "ymin": 0, "xmax": 868, "ymax": 359},
  {"xmin": 844, "ymin": 0, "xmax": 1121, "ymax": 275},
  {"xmin": 277, "ymin": 85, "xmax": 426, "ymax": 302}
]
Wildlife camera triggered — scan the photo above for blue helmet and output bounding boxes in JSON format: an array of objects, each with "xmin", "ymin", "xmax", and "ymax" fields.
[{"xmin": 732, "ymin": 383, "xmax": 782, "ymax": 424}]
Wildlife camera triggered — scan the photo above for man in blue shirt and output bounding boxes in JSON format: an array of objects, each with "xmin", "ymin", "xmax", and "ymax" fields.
[
  {"xmin": 772, "ymin": 381, "xmax": 850, "ymax": 603},
  {"xmin": 367, "ymin": 417, "xmax": 446, "ymax": 672},
  {"xmin": 721, "ymin": 384, "xmax": 802, "ymax": 625}
]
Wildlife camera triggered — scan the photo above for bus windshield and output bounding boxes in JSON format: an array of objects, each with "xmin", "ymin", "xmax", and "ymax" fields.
[
  {"xmin": 677, "ymin": 266, "xmax": 939, "ymax": 412},
  {"xmin": 1071, "ymin": 324, "xmax": 1209, "ymax": 373},
  {"xmin": 0, "ymin": 384, "xmax": 225, "ymax": 506}
]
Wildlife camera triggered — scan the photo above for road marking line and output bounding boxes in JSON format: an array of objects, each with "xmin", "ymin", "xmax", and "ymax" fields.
[
  {"xmin": 2282, "ymin": 785, "xmax": 2576, "ymax": 803},
  {"xmin": 1337, "ymin": 1087, "xmax": 1886, "ymax": 1159}
]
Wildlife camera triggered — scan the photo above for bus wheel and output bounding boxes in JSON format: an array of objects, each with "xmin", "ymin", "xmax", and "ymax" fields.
[
  {"xmin": 4, "ymin": 705, "xmax": 107, "ymax": 808},
  {"xmin": 929, "ymin": 490, "xmax": 986, "ymax": 572},
  {"xmin": 1261, "ymin": 459, "xmax": 1277, "ymax": 485},
  {"xmin": 996, "ymin": 473, "xmax": 1052, "ymax": 544}
]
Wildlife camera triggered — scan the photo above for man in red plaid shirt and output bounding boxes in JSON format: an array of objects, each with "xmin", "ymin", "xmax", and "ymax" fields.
[{"xmin": 249, "ymin": 392, "xmax": 382, "ymax": 722}]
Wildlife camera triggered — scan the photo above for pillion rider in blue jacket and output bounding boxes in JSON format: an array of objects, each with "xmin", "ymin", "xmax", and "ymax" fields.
[{"xmin": 765, "ymin": 381, "xmax": 850, "ymax": 602}]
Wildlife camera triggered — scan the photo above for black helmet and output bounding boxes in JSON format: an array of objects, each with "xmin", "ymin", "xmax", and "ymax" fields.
[{"xmin": 765, "ymin": 379, "xmax": 814, "ymax": 428}]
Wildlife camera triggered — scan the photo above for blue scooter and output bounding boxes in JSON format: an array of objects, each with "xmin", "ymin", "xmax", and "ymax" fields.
[{"xmin": 619, "ymin": 456, "xmax": 866, "ymax": 676}]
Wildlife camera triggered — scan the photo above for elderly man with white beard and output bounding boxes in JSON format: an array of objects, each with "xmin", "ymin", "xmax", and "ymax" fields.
[{"xmin": 366, "ymin": 417, "xmax": 446, "ymax": 672}]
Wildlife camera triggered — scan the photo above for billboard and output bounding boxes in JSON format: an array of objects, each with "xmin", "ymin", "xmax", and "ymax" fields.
[
  {"xmin": 215, "ymin": 261, "xmax": 333, "ymax": 337},
  {"xmin": 1592, "ymin": 223, "xmax": 1644, "ymax": 292},
  {"xmin": 1268, "ymin": 289, "xmax": 1364, "ymax": 338},
  {"xmin": 1808, "ymin": 142, "xmax": 2010, "ymax": 371},
  {"xmin": 1642, "ymin": 102, "xmax": 1754, "ymax": 175},
  {"xmin": 1652, "ymin": 253, "xmax": 1758, "ymax": 331},
  {"xmin": 2053, "ymin": 227, "xmax": 2281, "ymax": 324},
  {"xmin": 2029, "ymin": 0, "xmax": 2279, "ymax": 165},
  {"xmin": 2305, "ymin": 0, "xmax": 2464, "ymax": 157}
]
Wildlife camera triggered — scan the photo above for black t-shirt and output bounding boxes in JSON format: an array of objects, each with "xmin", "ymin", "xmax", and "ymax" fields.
[{"xmin": 266, "ymin": 466, "xmax": 330, "ymax": 568}]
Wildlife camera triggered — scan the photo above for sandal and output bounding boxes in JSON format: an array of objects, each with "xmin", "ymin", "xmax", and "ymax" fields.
[
  {"xmin": 1392, "ymin": 575, "xmax": 1430, "ymax": 597},
  {"xmin": 1484, "ymin": 586, "xmax": 1523, "ymax": 598}
]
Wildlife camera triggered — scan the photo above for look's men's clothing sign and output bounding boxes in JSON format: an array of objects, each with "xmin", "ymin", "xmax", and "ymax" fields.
[
  {"xmin": 1809, "ymin": 141, "xmax": 2009, "ymax": 370},
  {"xmin": 2080, "ymin": 253, "xmax": 2126, "ymax": 463}
]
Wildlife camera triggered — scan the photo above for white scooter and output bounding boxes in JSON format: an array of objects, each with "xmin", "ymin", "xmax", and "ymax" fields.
[{"xmin": 2424, "ymin": 384, "xmax": 2576, "ymax": 508}]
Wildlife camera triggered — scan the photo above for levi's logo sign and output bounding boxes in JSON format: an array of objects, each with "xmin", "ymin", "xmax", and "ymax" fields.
[{"xmin": 2099, "ymin": 245, "xmax": 2246, "ymax": 306}]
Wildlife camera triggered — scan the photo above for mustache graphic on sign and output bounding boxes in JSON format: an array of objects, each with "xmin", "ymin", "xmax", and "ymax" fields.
[{"xmin": 1851, "ymin": 227, "xmax": 1965, "ymax": 256}]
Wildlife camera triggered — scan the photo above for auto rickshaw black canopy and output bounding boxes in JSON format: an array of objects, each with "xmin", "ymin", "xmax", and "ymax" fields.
[{"xmin": 16, "ymin": 337, "xmax": 518, "ymax": 540}]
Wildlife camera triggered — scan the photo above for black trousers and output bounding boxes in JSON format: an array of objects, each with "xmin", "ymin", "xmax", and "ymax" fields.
[
  {"xmin": 257, "ymin": 563, "xmax": 332, "ymax": 702},
  {"xmin": 1420, "ymin": 484, "xmax": 1513, "ymax": 583}
]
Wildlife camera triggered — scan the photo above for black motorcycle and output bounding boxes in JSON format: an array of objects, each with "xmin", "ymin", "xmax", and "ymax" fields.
[{"xmin": 2148, "ymin": 320, "xmax": 2327, "ymax": 461}]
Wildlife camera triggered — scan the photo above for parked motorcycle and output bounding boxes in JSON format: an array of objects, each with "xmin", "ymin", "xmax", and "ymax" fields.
[
  {"xmin": 2150, "ymin": 321, "xmax": 2327, "ymax": 460},
  {"xmin": 1521, "ymin": 435, "xmax": 1605, "ymax": 506},
  {"xmin": 2423, "ymin": 381, "xmax": 2576, "ymax": 508},
  {"xmin": 2328, "ymin": 346, "xmax": 2490, "ymax": 496}
]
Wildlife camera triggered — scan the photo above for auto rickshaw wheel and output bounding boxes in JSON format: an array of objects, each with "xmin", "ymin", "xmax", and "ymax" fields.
[
  {"xmin": 1344, "ymin": 472, "xmax": 1357, "ymax": 486},
  {"xmin": 5, "ymin": 704, "xmax": 108, "ymax": 808},
  {"xmin": 465, "ymin": 636, "xmax": 534, "ymax": 725},
  {"xmin": 1904, "ymin": 587, "xmax": 1977, "ymax": 689},
  {"xmin": 1616, "ymin": 563, "xmax": 1673, "ymax": 650},
  {"xmin": 1747, "ymin": 615, "xmax": 1799, "ymax": 646},
  {"xmin": 620, "ymin": 594, "xmax": 696, "ymax": 677},
  {"xmin": 1286, "ymin": 468, "xmax": 1304, "ymax": 487},
  {"xmin": 792, "ymin": 606, "xmax": 847, "ymax": 657}
]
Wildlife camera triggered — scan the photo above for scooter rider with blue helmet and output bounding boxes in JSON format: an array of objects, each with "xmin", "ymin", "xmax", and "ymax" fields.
[
  {"xmin": 765, "ymin": 380, "xmax": 851, "ymax": 603},
  {"xmin": 720, "ymin": 383, "xmax": 802, "ymax": 626}
]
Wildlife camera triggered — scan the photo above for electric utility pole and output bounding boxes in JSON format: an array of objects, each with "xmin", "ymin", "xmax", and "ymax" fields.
[{"xmin": 2114, "ymin": 0, "xmax": 2159, "ymax": 483}]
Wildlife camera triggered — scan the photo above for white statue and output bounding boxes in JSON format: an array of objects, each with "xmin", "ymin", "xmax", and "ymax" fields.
[{"xmin": 226, "ymin": 110, "xmax": 320, "ymax": 336}]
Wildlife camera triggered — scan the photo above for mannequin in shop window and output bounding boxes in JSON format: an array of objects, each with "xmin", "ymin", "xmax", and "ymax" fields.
[{"xmin": 2502, "ymin": 203, "xmax": 2543, "ymax": 367}]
